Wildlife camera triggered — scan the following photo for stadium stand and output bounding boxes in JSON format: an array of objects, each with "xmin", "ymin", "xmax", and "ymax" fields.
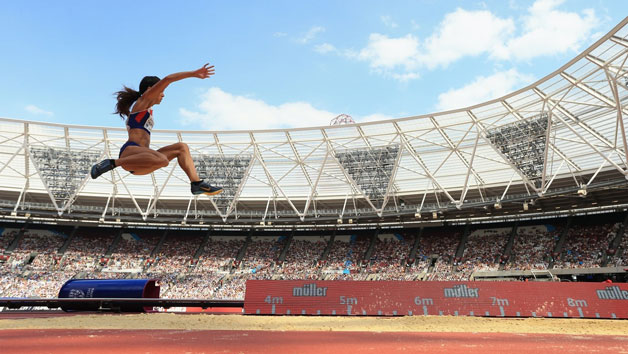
[{"xmin": 1, "ymin": 212, "xmax": 627, "ymax": 299}]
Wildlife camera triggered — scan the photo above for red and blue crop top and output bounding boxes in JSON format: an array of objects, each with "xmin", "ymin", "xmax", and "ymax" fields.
[{"xmin": 126, "ymin": 109, "xmax": 154, "ymax": 135}]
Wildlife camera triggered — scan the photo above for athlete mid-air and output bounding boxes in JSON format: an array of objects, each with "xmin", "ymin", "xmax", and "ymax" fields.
[{"xmin": 90, "ymin": 63, "xmax": 222, "ymax": 196}]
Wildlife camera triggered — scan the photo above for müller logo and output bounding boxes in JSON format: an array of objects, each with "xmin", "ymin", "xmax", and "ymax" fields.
[
  {"xmin": 292, "ymin": 283, "xmax": 328, "ymax": 297},
  {"xmin": 443, "ymin": 284, "xmax": 479, "ymax": 298},
  {"xmin": 596, "ymin": 286, "xmax": 628, "ymax": 300}
]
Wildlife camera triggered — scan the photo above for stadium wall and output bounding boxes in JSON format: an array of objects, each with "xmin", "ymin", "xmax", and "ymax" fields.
[{"xmin": 244, "ymin": 280, "xmax": 628, "ymax": 319}]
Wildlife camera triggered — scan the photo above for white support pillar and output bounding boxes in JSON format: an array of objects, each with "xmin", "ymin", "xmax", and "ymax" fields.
[
  {"xmin": 250, "ymin": 132, "xmax": 302, "ymax": 218},
  {"xmin": 320, "ymin": 129, "xmax": 378, "ymax": 212},
  {"xmin": 392, "ymin": 122, "xmax": 457, "ymax": 204},
  {"xmin": 466, "ymin": 110, "xmax": 542, "ymax": 195},
  {"xmin": 379, "ymin": 144, "xmax": 404, "ymax": 215},
  {"xmin": 23, "ymin": 123, "xmax": 30, "ymax": 211},
  {"xmin": 146, "ymin": 163, "xmax": 178, "ymax": 219},
  {"xmin": 301, "ymin": 150, "xmax": 328, "ymax": 221},
  {"xmin": 604, "ymin": 68, "xmax": 628, "ymax": 169},
  {"xmin": 460, "ymin": 130, "xmax": 480, "ymax": 204}
]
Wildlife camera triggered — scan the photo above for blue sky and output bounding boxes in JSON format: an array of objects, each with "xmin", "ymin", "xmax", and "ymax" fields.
[{"xmin": 0, "ymin": 0, "xmax": 625, "ymax": 131}]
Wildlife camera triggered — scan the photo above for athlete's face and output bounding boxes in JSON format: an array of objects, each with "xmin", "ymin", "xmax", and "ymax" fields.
[
  {"xmin": 156, "ymin": 92, "xmax": 165, "ymax": 104},
  {"xmin": 148, "ymin": 86, "xmax": 165, "ymax": 105}
]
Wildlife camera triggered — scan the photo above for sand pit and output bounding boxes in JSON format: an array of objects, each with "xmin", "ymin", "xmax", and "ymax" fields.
[{"xmin": 1, "ymin": 313, "xmax": 627, "ymax": 335}]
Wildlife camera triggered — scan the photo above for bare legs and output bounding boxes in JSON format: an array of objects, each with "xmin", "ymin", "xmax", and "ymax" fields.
[
  {"xmin": 157, "ymin": 142, "xmax": 200, "ymax": 181},
  {"xmin": 110, "ymin": 142, "xmax": 222, "ymax": 195},
  {"xmin": 115, "ymin": 142, "xmax": 200, "ymax": 181}
]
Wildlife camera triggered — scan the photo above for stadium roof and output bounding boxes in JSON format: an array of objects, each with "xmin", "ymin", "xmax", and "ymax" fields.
[{"xmin": 1, "ymin": 18, "xmax": 627, "ymax": 228}]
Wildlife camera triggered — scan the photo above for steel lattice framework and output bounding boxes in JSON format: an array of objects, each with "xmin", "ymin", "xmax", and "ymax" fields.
[{"xmin": 1, "ymin": 18, "xmax": 628, "ymax": 226}]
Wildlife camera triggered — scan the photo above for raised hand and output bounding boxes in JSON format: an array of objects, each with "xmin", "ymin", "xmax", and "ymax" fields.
[{"xmin": 194, "ymin": 63, "xmax": 215, "ymax": 79}]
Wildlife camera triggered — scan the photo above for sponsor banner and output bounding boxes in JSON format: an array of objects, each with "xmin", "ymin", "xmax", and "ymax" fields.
[{"xmin": 244, "ymin": 280, "xmax": 628, "ymax": 318}]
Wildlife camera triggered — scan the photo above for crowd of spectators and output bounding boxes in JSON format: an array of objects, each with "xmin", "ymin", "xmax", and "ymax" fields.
[
  {"xmin": 238, "ymin": 237, "xmax": 284, "ymax": 276},
  {"xmin": 322, "ymin": 237, "xmax": 369, "ymax": 273},
  {"xmin": 152, "ymin": 273, "xmax": 225, "ymax": 299},
  {"xmin": 429, "ymin": 258, "xmax": 469, "ymax": 281},
  {"xmin": 9, "ymin": 230, "xmax": 67, "ymax": 271},
  {"xmin": 612, "ymin": 228, "xmax": 628, "ymax": 266},
  {"xmin": 205, "ymin": 237, "xmax": 297, "ymax": 299},
  {"xmin": 0, "ymin": 270, "xmax": 77, "ymax": 298},
  {"xmin": 505, "ymin": 225, "xmax": 561, "ymax": 271},
  {"xmin": 1, "ymin": 218, "xmax": 626, "ymax": 300},
  {"xmin": 195, "ymin": 238, "xmax": 244, "ymax": 273},
  {"xmin": 0, "ymin": 229, "xmax": 19, "ymax": 253},
  {"xmin": 553, "ymin": 222, "xmax": 619, "ymax": 269},
  {"xmin": 276, "ymin": 238, "xmax": 327, "ymax": 279},
  {"xmin": 420, "ymin": 228, "xmax": 463, "ymax": 281},
  {"xmin": 106, "ymin": 232, "xmax": 161, "ymax": 271},
  {"xmin": 212, "ymin": 274, "xmax": 248, "ymax": 299},
  {"xmin": 148, "ymin": 233, "xmax": 202, "ymax": 273},
  {"xmin": 358, "ymin": 234, "xmax": 423, "ymax": 280},
  {"xmin": 59, "ymin": 229, "xmax": 115, "ymax": 272},
  {"xmin": 460, "ymin": 228, "xmax": 510, "ymax": 273}
]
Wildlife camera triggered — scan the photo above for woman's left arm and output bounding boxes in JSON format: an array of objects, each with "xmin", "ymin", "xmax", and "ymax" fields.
[{"xmin": 142, "ymin": 63, "xmax": 214, "ymax": 101}]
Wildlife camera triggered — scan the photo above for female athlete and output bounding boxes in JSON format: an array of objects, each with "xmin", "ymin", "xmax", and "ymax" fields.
[{"xmin": 90, "ymin": 63, "xmax": 223, "ymax": 196}]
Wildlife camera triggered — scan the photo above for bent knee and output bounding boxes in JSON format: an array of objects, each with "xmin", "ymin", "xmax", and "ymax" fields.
[{"xmin": 177, "ymin": 142, "xmax": 190, "ymax": 153}]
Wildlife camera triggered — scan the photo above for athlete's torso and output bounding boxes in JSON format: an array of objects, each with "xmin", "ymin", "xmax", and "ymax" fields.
[{"xmin": 126, "ymin": 109, "xmax": 153, "ymax": 147}]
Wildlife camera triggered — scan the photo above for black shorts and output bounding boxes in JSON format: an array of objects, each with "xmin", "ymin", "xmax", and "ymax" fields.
[{"xmin": 119, "ymin": 141, "xmax": 141, "ymax": 174}]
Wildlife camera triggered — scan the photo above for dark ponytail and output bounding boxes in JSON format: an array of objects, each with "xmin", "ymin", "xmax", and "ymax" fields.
[
  {"xmin": 114, "ymin": 86, "xmax": 141, "ymax": 118},
  {"xmin": 114, "ymin": 76, "xmax": 160, "ymax": 118}
]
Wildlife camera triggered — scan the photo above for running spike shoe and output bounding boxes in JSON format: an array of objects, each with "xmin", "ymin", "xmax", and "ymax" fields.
[
  {"xmin": 91, "ymin": 159, "xmax": 115, "ymax": 179},
  {"xmin": 191, "ymin": 180, "xmax": 223, "ymax": 196}
]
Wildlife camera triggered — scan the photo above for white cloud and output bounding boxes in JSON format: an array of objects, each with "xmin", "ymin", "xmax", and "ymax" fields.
[
  {"xmin": 355, "ymin": 8, "xmax": 514, "ymax": 72},
  {"xmin": 25, "ymin": 105, "xmax": 53, "ymax": 116},
  {"xmin": 436, "ymin": 69, "xmax": 535, "ymax": 111},
  {"xmin": 420, "ymin": 8, "xmax": 514, "ymax": 69},
  {"xmin": 497, "ymin": 0, "xmax": 599, "ymax": 61},
  {"xmin": 297, "ymin": 26, "xmax": 325, "ymax": 44},
  {"xmin": 273, "ymin": 32, "xmax": 287, "ymax": 38},
  {"xmin": 180, "ymin": 88, "xmax": 335, "ymax": 130},
  {"xmin": 337, "ymin": 0, "xmax": 599, "ymax": 81},
  {"xmin": 180, "ymin": 88, "xmax": 395, "ymax": 130},
  {"xmin": 314, "ymin": 43, "xmax": 337, "ymax": 54},
  {"xmin": 381, "ymin": 15, "xmax": 398, "ymax": 28},
  {"xmin": 358, "ymin": 33, "xmax": 420, "ymax": 69}
]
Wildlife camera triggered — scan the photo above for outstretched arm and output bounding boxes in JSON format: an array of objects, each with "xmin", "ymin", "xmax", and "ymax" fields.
[{"xmin": 142, "ymin": 63, "xmax": 214, "ymax": 102}]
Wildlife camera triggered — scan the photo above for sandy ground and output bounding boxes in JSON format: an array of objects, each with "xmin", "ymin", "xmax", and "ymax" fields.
[{"xmin": 1, "ymin": 313, "xmax": 628, "ymax": 335}]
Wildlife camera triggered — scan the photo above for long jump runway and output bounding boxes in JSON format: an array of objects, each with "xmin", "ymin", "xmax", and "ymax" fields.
[
  {"xmin": 3, "ymin": 329, "xmax": 628, "ymax": 353},
  {"xmin": 2, "ymin": 313, "xmax": 628, "ymax": 353}
]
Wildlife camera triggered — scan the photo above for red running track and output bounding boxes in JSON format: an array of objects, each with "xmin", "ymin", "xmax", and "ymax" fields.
[{"xmin": 2, "ymin": 329, "xmax": 628, "ymax": 353}]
